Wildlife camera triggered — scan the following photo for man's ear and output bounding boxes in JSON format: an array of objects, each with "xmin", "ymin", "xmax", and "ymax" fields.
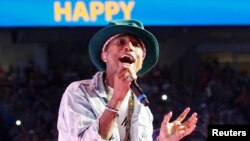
[{"xmin": 101, "ymin": 52, "xmax": 108, "ymax": 63}]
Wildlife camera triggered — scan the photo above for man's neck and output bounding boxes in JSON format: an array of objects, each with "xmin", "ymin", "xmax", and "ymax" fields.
[{"xmin": 104, "ymin": 72, "xmax": 114, "ymax": 88}]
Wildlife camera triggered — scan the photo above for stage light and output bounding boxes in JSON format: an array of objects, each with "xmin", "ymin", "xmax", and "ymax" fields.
[
  {"xmin": 16, "ymin": 120, "xmax": 21, "ymax": 126},
  {"xmin": 161, "ymin": 94, "xmax": 168, "ymax": 101}
]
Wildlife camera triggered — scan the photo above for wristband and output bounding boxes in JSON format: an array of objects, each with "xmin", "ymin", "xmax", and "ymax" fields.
[{"xmin": 105, "ymin": 105, "xmax": 119, "ymax": 117}]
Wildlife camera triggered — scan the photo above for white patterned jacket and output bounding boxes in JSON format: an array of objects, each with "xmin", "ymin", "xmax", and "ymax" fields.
[{"xmin": 57, "ymin": 71, "xmax": 154, "ymax": 141}]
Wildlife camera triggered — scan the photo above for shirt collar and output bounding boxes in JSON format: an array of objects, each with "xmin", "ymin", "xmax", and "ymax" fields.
[{"xmin": 91, "ymin": 71, "xmax": 107, "ymax": 98}]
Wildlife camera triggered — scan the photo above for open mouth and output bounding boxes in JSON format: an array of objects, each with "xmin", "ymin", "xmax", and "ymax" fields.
[{"xmin": 119, "ymin": 55, "xmax": 135, "ymax": 64}]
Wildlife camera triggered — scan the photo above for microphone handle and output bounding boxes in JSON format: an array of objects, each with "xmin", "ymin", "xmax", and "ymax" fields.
[{"xmin": 130, "ymin": 80, "xmax": 149, "ymax": 106}]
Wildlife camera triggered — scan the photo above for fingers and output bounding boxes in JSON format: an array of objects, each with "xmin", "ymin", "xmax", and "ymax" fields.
[
  {"xmin": 117, "ymin": 68, "xmax": 129, "ymax": 80},
  {"xmin": 161, "ymin": 111, "xmax": 172, "ymax": 127},
  {"xmin": 182, "ymin": 124, "xmax": 197, "ymax": 137},
  {"xmin": 117, "ymin": 66, "xmax": 137, "ymax": 82},
  {"xmin": 182, "ymin": 112, "xmax": 198, "ymax": 134},
  {"xmin": 175, "ymin": 107, "xmax": 190, "ymax": 123},
  {"xmin": 175, "ymin": 121, "xmax": 197, "ymax": 139},
  {"xmin": 186, "ymin": 124, "xmax": 196, "ymax": 135},
  {"xmin": 183, "ymin": 112, "xmax": 198, "ymax": 127},
  {"xmin": 177, "ymin": 125, "xmax": 196, "ymax": 139},
  {"xmin": 159, "ymin": 109, "xmax": 198, "ymax": 141},
  {"xmin": 177, "ymin": 112, "xmax": 198, "ymax": 138},
  {"xmin": 124, "ymin": 72, "xmax": 135, "ymax": 82}
]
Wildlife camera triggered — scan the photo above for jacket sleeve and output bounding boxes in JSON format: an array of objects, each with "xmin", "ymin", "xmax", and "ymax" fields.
[{"xmin": 57, "ymin": 82, "xmax": 112, "ymax": 141}]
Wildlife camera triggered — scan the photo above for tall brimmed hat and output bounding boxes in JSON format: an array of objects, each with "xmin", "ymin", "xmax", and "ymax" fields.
[{"xmin": 89, "ymin": 19, "xmax": 159, "ymax": 75}]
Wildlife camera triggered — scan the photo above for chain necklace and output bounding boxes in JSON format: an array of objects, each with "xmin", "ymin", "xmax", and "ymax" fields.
[{"xmin": 124, "ymin": 91, "xmax": 134, "ymax": 141}]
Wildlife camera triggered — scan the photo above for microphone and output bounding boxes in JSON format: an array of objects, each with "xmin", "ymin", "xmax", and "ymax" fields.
[{"xmin": 130, "ymin": 80, "xmax": 149, "ymax": 106}]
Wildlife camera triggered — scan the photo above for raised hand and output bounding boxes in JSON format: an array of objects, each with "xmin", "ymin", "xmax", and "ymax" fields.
[{"xmin": 157, "ymin": 107, "xmax": 198, "ymax": 141}]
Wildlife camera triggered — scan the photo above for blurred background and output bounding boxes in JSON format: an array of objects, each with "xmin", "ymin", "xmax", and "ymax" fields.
[{"xmin": 0, "ymin": 0, "xmax": 249, "ymax": 141}]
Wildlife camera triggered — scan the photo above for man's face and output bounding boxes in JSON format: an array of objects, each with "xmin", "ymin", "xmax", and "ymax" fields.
[{"xmin": 102, "ymin": 34, "xmax": 145, "ymax": 74}]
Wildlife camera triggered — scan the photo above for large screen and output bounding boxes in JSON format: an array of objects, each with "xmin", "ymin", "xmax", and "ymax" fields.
[{"xmin": 0, "ymin": 0, "xmax": 250, "ymax": 27}]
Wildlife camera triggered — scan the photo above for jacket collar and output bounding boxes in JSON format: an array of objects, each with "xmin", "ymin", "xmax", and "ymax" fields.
[{"xmin": 91, "ymin": 71, "xmax": 108, "ymax": 98}]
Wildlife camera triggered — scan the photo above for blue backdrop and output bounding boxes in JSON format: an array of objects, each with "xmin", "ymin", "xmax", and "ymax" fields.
[{"xmin": 0, "ymin": 0, "xmax": 250, "ymax": 27}]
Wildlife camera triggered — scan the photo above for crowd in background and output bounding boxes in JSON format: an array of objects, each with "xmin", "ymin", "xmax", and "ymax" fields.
[{"xmin": 0, "ymin": 59, "xmax": 249, "ymax": 141}]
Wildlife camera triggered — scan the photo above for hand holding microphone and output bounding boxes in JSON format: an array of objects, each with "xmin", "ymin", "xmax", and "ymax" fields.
[
  {"xmin": 118, "ymin": 55, "xmax": 149, "ymax": 106},
  {"xmin": 126, "ymin": 75, "xmax": 149, "ymax": 106}
]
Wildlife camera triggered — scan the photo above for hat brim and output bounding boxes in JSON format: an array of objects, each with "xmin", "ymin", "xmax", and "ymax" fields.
[{"xmin": 89, "ymin": 25, "xmax": 159, "ymax": 75}]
